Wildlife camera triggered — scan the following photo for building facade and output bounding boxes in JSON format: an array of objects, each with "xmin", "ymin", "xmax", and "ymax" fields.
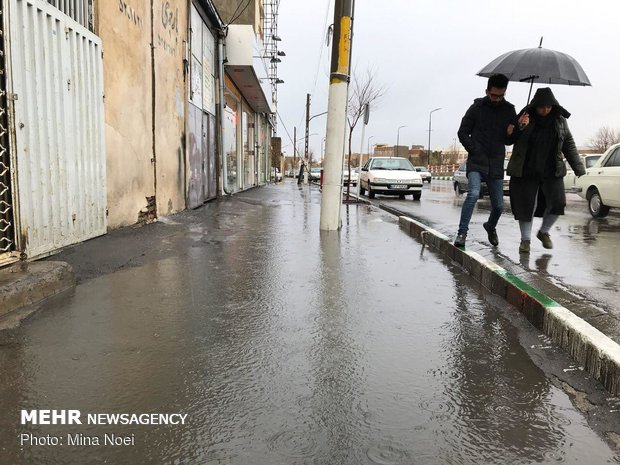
[{"xmin": 0, "ymin": 0, "xmax": 279, "ymax": 265}]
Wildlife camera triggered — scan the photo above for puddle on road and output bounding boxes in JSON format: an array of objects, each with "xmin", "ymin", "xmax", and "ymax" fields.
[{"xmin": 0, "ymin": 185, "xmax": 618, "ymax": 464}]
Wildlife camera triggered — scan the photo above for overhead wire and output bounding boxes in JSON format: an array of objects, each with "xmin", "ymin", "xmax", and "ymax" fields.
[
  {"xmin": 294, "ymin": 0, "xmax": 333, "ymax": 133},
  {"xmin": 227, "ymin": 0, "xmax": 253, "ymax": 26},
  {"xmin": 277, "ymin": 111, "xmax": 297, "ymax": 154},
  {"xmin": 311, "ymin": 0, "xmax": 333, "ymax": 97}
]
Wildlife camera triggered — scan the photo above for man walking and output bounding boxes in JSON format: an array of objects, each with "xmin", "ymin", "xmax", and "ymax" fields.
[{"xmin": 454, "ymin": 73, "xmax": 517, "ymax": 247}]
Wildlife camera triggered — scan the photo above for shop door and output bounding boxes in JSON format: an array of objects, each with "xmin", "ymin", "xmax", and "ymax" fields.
[
  {"xmin": 0, "ymin": 2, "xmax": 17, "ymax": 265},
  {"xmin": 7, "ymin": 0, "xmax": 106, "ymax": 259},
  {"xmin": 188, "ymin": 4, "xmax": 216, "ymax": 208}
]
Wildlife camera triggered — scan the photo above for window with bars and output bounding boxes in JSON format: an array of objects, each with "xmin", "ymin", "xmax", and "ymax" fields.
[{"xmin": 47, "ymin": 0, "xmax": 94, "ymax": 31}]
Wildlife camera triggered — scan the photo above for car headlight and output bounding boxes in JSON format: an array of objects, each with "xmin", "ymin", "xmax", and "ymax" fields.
[{"xmin": 373, "ymin": 178, "xmax": 388, "ymax": 183}]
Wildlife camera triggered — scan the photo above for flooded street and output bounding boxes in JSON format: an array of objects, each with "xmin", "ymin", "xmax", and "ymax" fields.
[
  {"xmin": 382, "ymin": 180, "xmax": 620, "ymax": 320},
  {"xmin": 0, "ymin": 183, "xmax": 618, "ymax": 464}
]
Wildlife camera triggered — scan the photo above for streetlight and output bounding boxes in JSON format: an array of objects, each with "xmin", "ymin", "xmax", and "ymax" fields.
[
  {"xmin": 303, "ymin": 110, "xmax": 328, "ymax": 184},
  {"xmin": 428, "ymin": 108, "xmax": 441, "ymax": 167},
  {"xmin": 396, "ymin": 125, "xmax": 407, "ymax": 157},
  {"xmin": 366, "ymin": 135, "xmax": 375, "ymax": 163}
]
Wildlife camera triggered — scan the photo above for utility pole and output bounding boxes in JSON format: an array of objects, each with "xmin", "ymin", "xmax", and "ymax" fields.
[
  {"xmin": 303, "ymin": 93, "xmax": 311, "ymax": 184},
  {"xmin": 293, "ymin": 126, "xmax": 297, "ymax": 179},
  {"xmin": 320, "ymin": 0, "xmax": 354, "ymax": 231}
]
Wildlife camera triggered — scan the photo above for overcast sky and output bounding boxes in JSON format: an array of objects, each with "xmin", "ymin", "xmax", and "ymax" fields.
[{"xmin": 275, "ymin": 0, "xmax": 619, "ymax": 161}]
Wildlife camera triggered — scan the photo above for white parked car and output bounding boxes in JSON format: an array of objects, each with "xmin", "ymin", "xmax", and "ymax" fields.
[
  {"xmin": 342, "ymin": 166, "xmax": 359, "ymax": 186},
  {"xmin": 452, "ymin": 159, "xmax": 509, "ymax": 196},
  {"xmin": 308, "ymin": 167, "xmax": 322, "ymax": 182},
  {"xmin": 359, "ymin": 157, "xmax": 423, "ymax": 200},
  {"xmin": 574, "ymin": 143, "xmax": 620, "ymax": 217},
  {"xmin": 564, "ymin": 154, "xmax": 602, "ymax": 193},
  {"xmin": 502, "ymin": 158, "xmax": 510, "ymax": 195},
  {"xmin": 413, "ymin": 166, "xmax": 432, "ymax": 183}
]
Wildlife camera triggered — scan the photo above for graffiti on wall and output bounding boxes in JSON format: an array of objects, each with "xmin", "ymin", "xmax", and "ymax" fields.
[
  {"xmin": 118, "ymin": 0, "xmax": 144, "ymax": 29},
  {"xmin": 157, "ymin": 1, "xmax": 179, "ymax": 57},
  {"xmin": 161, "ymin": 2, "xmax": 179, "ymax": 35}
]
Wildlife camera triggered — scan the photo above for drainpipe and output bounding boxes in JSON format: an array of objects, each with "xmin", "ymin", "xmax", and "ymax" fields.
[{"xmin": 218, "ymin": 29, "xmax": 231, "ymax": 195}]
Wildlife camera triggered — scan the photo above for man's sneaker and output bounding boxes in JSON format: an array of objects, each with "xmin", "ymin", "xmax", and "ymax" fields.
[
  {"xmin": 519, "ymin": 240, "xmax": 530, "ymax": 254},
  {"xmin": 483, "ymin": 222, "xmax": 499, "ymax": 246},
  {"xmin": 454, "ymin": 234, "xmax": 466, "ymax": 247},
  {"xmin": 536, "ymin": 231, "xmax": 553, "ymax": 249}
]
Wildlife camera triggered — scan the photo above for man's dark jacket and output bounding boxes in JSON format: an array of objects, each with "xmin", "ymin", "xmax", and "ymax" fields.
[{"xmin": 457, "ymin": 97, "xmax": 517, "ymax": 179}]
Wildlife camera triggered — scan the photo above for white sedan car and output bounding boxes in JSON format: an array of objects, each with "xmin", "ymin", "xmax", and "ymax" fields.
[
  {"xmin": 574, "ymin": 143, "xmax": 620, "ymax": 217},
  {"xmin": 413, "ymin": 166, "xmax": 432, "ymax": 183},
  {"xmin": 564, "ymin": 154, "xmax": 601, "ymax": 193},
  {"xmin": 343, "ymin": 166, "xmax": 359, "ymax": 186},
  {"xmin": 359, "ymin": 157, "xmax": 424, "ymax": 200}
]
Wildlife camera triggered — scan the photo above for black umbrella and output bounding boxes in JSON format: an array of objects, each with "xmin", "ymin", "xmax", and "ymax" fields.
[{"xmin": 477, "ymin": 38, "xmax": 591, "ymax": 104}]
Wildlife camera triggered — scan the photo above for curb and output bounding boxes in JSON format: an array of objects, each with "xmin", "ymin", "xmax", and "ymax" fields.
[
  {"xmin": 0, "ymin": 261, "xmax": 76, "ymax": 322},
  {"xmin": 396, "ymin": 214, "xmax": 620, "ymax": 396}
]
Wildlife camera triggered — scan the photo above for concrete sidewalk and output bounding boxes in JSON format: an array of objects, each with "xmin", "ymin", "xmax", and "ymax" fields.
[
  {"xmin": 0, "ymin": 261, "xmax": 74, "ymax": 327},
  {"xmin": 1, "ymin": 180, "xmax": 619, "ymax": 396}
]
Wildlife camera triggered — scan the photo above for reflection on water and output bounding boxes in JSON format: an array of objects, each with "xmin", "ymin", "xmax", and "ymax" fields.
[{"xmin": 0, "ymin": 184, "xmax": 617, "ymax": 464}]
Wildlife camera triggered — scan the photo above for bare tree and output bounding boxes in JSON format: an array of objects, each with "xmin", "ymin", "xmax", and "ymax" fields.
[
  {"xmin": 588, "ymin": 126, "xmax": 620, "ymax": 152},
  {"xmin": 345, "ymin": 68, "xmax": 386, "ymax": 199}
]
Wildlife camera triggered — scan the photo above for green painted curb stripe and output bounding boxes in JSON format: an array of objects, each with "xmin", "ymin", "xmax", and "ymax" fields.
[
  {"xmin": 495, "ymin": 269, "xmax": 561, "ymax": 308},
  {"xmin": 398, "ymin": 210, "xmax": 562, "ymax": 309}
]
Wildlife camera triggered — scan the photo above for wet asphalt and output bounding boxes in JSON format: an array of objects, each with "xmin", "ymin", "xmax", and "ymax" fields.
[
  {"xmin": 366, "ymin": 180, "xmax": 620, "ymax": 348},
  {"xmin": 0, "ymin": 181, "xmax": 619, "ymax": 464}
]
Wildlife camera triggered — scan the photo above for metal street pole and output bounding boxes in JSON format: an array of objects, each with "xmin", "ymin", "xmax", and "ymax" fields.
[
  {"xmin": 428, "ymin": 108, "xmax": 441, "ymax": 167},
  {"xmin": 293, "ymin": 126, "xmax": 297, "ymax": 177},
  {"xmin": 396, "ymin": 125, "xmax": 406, "ymax": 157},
  {"xmin": 302, "ymin": 110, "xmax": 328, "ymax": 183},
  {"xmin": 303, "ymin": 93, "xmax": 311, "ymax": 184},
  {"xmin": 320, "ymin": 0, "xmax": 354, "ymax": 231}
]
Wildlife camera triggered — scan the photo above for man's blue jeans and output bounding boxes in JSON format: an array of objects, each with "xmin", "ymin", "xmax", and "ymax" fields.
[{"xmin": 457, "ymin": 171, "xmax": 503, "ymax": 236}]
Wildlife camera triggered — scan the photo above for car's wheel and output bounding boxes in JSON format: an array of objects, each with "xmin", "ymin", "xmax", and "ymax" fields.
[
  {"xmin": 413, "ymin": 192, "xmax": 421, "ymax": 201},
  {"xmin": 588, "ymin": 188, "xmax": 610, "ymax": 217},
  {"xmin": 368, "ymin": 185, "xmax": 375, "ymax": 199}
]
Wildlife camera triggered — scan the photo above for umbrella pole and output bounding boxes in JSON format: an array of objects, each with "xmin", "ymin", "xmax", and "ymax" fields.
[{"xmin": 526, "ymin": 78, "xmax": 534, "ymax": 105}]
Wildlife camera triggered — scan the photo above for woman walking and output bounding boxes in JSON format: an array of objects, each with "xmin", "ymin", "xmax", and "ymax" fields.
[{"xmin": 507, "ymin": 88, "xmax": 585, "ymax": 254}]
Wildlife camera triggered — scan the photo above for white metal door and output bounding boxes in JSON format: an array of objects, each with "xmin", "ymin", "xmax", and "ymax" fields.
[
  {"xmin": 0, "ymin": 2, "xmax": 18, "ymax": 265},
  {"xmin": 7, "ymin": 0, "xmax": 106, "ymax": 258}
]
